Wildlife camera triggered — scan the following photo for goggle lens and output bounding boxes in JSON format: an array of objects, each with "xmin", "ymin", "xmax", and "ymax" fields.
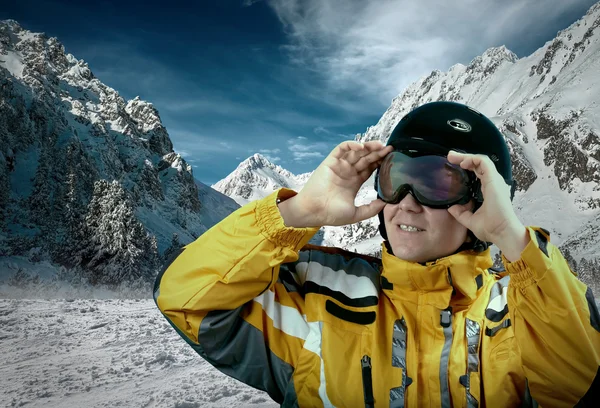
[{"xmin": 377, "ymin": 151, "xmax": 473, "ymax": 207}]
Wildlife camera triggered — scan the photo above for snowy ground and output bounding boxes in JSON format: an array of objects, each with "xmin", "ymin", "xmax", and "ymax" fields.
[{"xmin": 0, "ymin": 299, "xmax": 278, "ymax": 408}]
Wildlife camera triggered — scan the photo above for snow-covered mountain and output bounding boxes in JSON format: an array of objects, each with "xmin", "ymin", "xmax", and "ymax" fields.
[
  {"xmin": 213, "ymin": 2, "xmax": 600, "ymax": 278},
  {"xmin": 210, "ymin": 154, "xmax": 326, "ymax": 246},
  {"xmin": 0, "ymin": 19, "xmax": 240, "ymax": 289},
  {"xmin": 211, "ymin": 153, "xmax": 310, "ymax": 207}
]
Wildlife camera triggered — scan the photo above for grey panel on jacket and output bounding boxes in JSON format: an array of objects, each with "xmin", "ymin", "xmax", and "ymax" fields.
[
  {"xmin": 390, "ymin": 318, "xmax": 408, "ymax": 408},
  {"xmin": 198, "ymin": 307, "xmax": 294, "ymax": 405},
  {"xmin": 439, "ymin": 312, "xmax": 453, "ymax": 408},
  {"xmin": 585, "ymin": 287, "xmax": 600, "ymax": 333},
  {"xmin": 486, "ymin": 275, "xmax": 510, "ymax": 322},
  {"xmin": 465, "ymin": 319, "xmax": 481, "ymax": 408},
  {"xmin": 295, "ymin": 247, "xmax": 381, "ymax": 290}
]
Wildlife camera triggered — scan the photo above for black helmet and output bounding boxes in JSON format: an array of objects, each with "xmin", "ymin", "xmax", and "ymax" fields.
[{"xmin": 375, "ymin": 101, "xmax": 516, "ymax": 253}]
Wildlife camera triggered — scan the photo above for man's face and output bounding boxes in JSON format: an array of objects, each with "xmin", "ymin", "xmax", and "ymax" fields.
[{"xmin": 383, "ymin": 193, "xmax": 475, "ymax": 263}]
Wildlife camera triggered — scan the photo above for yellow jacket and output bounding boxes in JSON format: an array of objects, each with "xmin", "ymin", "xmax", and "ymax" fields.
[{"xmin": 154, "ymin": 188, "xmax": 600, "ymax": 407}]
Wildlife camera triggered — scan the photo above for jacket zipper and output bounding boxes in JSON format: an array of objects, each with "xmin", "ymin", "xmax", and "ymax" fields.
[{"xmin": 361, "ymin": 355, "xmax": 375, "ymax": 408}]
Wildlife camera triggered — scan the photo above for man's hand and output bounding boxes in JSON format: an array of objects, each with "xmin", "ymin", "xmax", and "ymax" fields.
[
  {"xmin": 446, "ymin": 150, "xmax": 530, "ymax": 261},
  {"xmin": 278, "ymin": 141, "xmax": 394, "ymax": 227}
]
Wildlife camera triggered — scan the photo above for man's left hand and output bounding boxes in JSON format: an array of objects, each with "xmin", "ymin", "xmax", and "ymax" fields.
[{"xmin": 446, "ymin": 151, "xmax": 529, "ymax": 260}]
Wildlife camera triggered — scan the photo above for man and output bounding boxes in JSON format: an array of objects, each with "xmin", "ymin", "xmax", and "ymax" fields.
[{"xmin": 153, "ymin": 102, "xmax": 600, "ymax": 407}]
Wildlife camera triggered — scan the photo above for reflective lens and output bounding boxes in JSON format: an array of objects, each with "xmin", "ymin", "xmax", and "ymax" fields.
[{"xmin": 377, "ymin": 151, "xmax": 472, "ymax": 207}]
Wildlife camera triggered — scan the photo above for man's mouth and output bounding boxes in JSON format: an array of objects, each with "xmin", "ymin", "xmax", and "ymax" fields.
[{"xmin": 398, "ymin": 224, "xmax": 425, "ymax": 232}]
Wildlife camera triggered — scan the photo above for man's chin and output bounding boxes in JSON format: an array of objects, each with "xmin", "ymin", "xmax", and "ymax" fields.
[{"xmin": 390, "ymin": 245, "xmax": 428, "ymax": 263}]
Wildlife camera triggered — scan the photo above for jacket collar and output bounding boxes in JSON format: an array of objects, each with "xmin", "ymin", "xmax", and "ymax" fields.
[{"xmin": 380, "ymin": 241, "xmax": 493, "ymax": 309}]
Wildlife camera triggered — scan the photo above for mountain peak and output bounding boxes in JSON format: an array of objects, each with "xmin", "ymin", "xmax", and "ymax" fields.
[
  {"xmin": 212, "ymin": 153, "xmax": 300, "ymax": 203},
  {"xmin": 1, "ymin": 19, "xmax": 23, "ymax": 31},
  {"xmin": 469, "ymin": 45, "xmax": 518, "ymax": 71},
  {"xmin": 251, "ymin": 152, "xmax": 269, "ymax": 163},
  {"xmin": 239, "ymin": 153, "xmax": 273, "ymax": 169},
  {"xmin": 481, "ymin": 45, "xmax": 518, "ymax": 63},
  {"xmin": 125, "ymin": 98, "xmax": 161, "ymax": 126}
]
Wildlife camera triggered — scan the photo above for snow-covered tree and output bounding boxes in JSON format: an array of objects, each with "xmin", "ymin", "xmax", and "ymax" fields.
[
  {"xmin": 162, "ymin": 232, "xmax": 182, "ymax": 267},
  {"xmin": 0, "ymin": 156, "xmax": 9, "ymax": 226},
  {"xmin": 29, "ymin": 143, "xmax": 55, "ymax": 226},
  {"xmin": 577, "ymin": 257, "xmax": 600, "ymax": 295},
  {"xmin": 75, "ymin": 179, "xmax": 159, "ymax": 286},
  {"xmin": 561, "ymin": 247, "xmax": 578, "ymax": 272}
]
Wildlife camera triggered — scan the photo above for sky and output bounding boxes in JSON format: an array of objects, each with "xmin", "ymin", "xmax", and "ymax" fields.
[{"xmin": 1, "ymin": 0, "xmax": 598, "ymax": 185}]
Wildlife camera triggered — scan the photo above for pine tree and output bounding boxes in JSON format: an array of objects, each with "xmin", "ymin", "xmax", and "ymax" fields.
[
  {"xmin": 56, "ymin": 139, "xmax": 99, "ymax": 266},
  {"xmin": 29, "ymin": 144, "xmax": 54, "ymax": 226},
  {"xmin": 589, "ymin": 259, "xmax": 600, "ymax": 295},
  {"xmin": 578, "ymin": 258, "xmax": 591, "ymax": 285},
  {"xmin": 576, "ymin": 257, "xmax": 600, "ymax": 296},
  {"xmin": 561, "ymin": 247, "xmax": 578, "ymax": 272},
  {"xmin": 0, "ymin": 161, "xmax": 9, "ymax": 227},
  {"xmin": 162, "ymin": 232, "xmax": 181, "ymax": 265},
  {"xmin": 7, "ymin": 267, "xmax": 31, "ymax": 287},
  {"xmin": 76, "ymin": 179, "xmax": 159, "ymax": 286}
]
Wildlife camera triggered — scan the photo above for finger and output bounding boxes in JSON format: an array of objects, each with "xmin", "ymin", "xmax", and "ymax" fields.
[
  {"xmin": 352, "ymin": 198, "xmax": 387, "ymax": 223},
  {"xmin": 354, "ymin": 145, "xmax": 393, "ymax": 171},
  {"xmin": 359, "ymin": 140, "xmax": 381, "ymax": 148},
  {"xmin": 358, "ymin": 157, "xmax": 383, "ymax": 179},
  {"xmin": 447, "ymin": 203, "xmax": 474, "ymax": 229},
  {"xmin": 362, "ymin": 141, "xmax": 390, "ymax": 152},
  {"xmin": 344, "ymin": 148, "xmax": 366, "ymax": 166},
  {"xmin": 344, "ymin": 142, "xmax": 390, "ymax": 166},
  {"xmin": 448, "ymin": 151, "xmax": 498, "ymax": 183},
  {"xmin": 447, "ymin": 150, "xmax": 472, "ymax": 168},
  {"xmin": 331, "ymin": 141, "xmax": 364, "ymax": 160}
]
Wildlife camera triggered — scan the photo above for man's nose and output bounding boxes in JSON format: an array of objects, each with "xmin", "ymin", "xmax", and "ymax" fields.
[{"xmin": 397, "ymin": 191, "xmax": 423, "ymax": 212}]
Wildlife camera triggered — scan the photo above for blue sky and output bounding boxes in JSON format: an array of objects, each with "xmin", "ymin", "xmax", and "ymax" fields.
[{"xmin": 1, "ymin": 0, "xmax": 598, "ymax": 185}]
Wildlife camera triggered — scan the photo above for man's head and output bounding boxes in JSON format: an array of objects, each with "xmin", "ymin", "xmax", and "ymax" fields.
[{"xmin": 374, "ymin": 101, "xmax": 516, "ymax": 260}]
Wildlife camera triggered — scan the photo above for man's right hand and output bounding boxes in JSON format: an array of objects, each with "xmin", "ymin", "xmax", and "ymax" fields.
[{"xmin": 278, "ymin": 140, "xmax": 394, "ymax": 228}]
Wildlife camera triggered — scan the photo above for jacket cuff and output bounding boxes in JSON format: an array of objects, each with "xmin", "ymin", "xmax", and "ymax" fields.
[
  {"xmin": 501, "ymin": 226, "xmax": 553, "ymax": 289},
  {"xmin": 255, "ymin": 187, "xmax": 321, "ymax": 250}
]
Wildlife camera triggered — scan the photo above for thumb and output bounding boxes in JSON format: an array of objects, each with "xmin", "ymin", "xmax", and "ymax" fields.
[
  {"xmin": 353, "ymin": 199, "xmax": 387, "ymax": 223},
  {"xmin": 447, "ymin": 203, "xmax": 473, "ymax": 229}
]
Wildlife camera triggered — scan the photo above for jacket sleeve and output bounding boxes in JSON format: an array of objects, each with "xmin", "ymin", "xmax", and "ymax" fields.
[
  {"xmin": 502, "ymin": 226, "xmax": 600, "ymax": 407},
  {"xmin": 153, "ymin": 187, "xmax": 320, "ymax": 403}
]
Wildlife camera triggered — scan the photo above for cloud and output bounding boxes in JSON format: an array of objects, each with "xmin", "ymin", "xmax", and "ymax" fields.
[
  {"xmin": 168, "ymin": 128, "xmax": 247, "ymax": 157},
  {"xmin": 267, "ymin": 0, "xmax": 595, "ymax": 105},
  {"xmin": 157, "ymin": 94, "xmax": 356, "ymax": 127},
  {"xmin": 174, "ymin": 149, "xmax": 191, "ymax": 157},
  {"xmin": 77, "ymin": 36, "xmax": 183, "ymax": 98},
  {"xmin": 264, "ymin": 155, "xmax": 282, "ymax": 162},
  {"xmin": 242, "ymin": 0, "xmax": 263, "ymax": 6},
  {"xmin": 292, "ymin": 152, "xmax": 324, "ymax": 161},
  {"xmin": 245, "ymin": 148, "xmax": 282, "ymax": 163},
  {"xmin": 287, "ymin": 136, "xmax": 330, "ymax": 162},
  {"xmin": 313, "ymin": 126, "xmax": 355, "ymax": 140},
  {"xmin": 157, "ymin": 96, "xmax": 263, "ymax": 117}
]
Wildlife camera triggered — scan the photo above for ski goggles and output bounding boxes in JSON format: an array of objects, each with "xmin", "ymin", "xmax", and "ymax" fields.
[{"xmin": 375, "ymin": 148, "xmax": 482, "ymax": 209}]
